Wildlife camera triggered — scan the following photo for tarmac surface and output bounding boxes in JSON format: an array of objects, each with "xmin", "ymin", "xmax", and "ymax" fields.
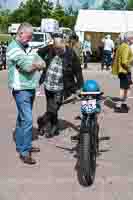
[{"xmin": 1, "ymin": 63, "xmax": 133, "ymax": 199}]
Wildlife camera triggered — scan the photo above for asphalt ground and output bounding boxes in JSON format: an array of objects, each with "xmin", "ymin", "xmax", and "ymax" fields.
[{"xmin": 0, "ymin": 64, "xmax": 133, "ymax": 199}]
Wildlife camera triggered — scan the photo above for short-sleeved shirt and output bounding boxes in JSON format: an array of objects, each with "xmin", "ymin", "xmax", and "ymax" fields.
[{"xmin": 103, "ymin": 38, "xmax": 114, "ymax": 51}]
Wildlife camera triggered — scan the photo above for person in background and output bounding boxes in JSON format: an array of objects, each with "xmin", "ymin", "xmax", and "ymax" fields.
[
  {"xmin": 7, "ymin": 22, "xmax": 46, "ymax": 165},
  {"xmin": 83, "ymin": 35, "xmax": 92, "ymax": 69},
  {"xmin": 37, "ymin": 34, "xmax": 84, "ymax": 138},
  {"xmin": 1, "ymin": 42, "xmax": 7, "ymax": 70},
  {"xmin": 112, "ymin": 32, "xmax": 133, "ymax": 113},
  {"xmin": 0, "ymin": 42, "xmax": 3, "ymax": 70},
  {"xmin": 69, "ymin": 33, "xmax": 83, "ymax": 65},
  {"xmin": 101, "ymin": 34, "xmax": 114, "ymax": 70}
]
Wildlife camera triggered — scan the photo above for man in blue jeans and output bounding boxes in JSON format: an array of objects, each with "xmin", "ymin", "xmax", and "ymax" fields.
[{"xmin": 7, "ymin": 23, "xmax": 45, "ymax": 164}]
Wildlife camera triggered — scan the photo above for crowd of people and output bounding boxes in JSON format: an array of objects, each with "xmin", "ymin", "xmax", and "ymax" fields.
[
  {"xmin": 6, "ymin": 22, "xmax": 133, "ymax": 165},
  {"xmin": 0, "ymin": 32, "xmax": 116, "ymax": 72}
]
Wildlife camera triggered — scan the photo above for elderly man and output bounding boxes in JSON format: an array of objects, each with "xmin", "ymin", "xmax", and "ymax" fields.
[
  {"xmin": 37, "ymin": 34, "xmax": 84, "ymax": 138},
  {"xmin": 112, "ymin": 32, "xmax": 133, "ymax": 113},
  {"xmin": 7, "ymin": 23, "xmax": 45, "ymax": 164}
]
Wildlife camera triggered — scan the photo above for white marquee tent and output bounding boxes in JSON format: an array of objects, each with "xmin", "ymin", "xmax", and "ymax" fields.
[{"xmin": 75, "ymin": 10, "xmax": 133, "ymax": 42}]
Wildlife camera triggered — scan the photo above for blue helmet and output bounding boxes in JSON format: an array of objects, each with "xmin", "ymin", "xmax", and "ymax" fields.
[{"xmin": 82, "ymin": 80, "xmax": 100, "ymax": 92}]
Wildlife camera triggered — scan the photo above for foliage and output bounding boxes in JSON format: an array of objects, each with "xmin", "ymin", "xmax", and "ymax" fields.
[
  {"xmin": 128, "ymin": 0, "xmax": 133, "ymax": 10},
  {"xmin": 0, "ymin": 9, "xmax": 11, "ymax": 33},
  {"xmin": 0, "ymin": 34, "xmax": 11, "ymax": 42},
  {"xmin": 0, "ymin": 0, "xmax": 77, "ymax": 33},
  {"xmin": 103, "ymin": 0, "xmax": 128, "ymax": 10}
]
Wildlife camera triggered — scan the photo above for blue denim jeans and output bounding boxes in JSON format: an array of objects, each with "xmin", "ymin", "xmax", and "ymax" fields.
[
  {"xmin": 102, "ymin": 50, "xmax": 112, "ymax": 67},
  {"xmin": 13, "ymin": 90, "xmax": 35, "ymax": 156}
]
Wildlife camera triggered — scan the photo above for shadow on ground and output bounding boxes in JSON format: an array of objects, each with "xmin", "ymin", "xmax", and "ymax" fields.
[
  {"xmin": 56, "ymin": 118, "xmax": 111, "ymax": 187},
  {"xmin": 58, "ymin": 119, "xmax": 80, "ymax": 133}
]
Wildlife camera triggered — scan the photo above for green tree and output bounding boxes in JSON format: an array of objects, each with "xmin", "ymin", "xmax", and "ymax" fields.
[
  {"xmin": 0, "ymin": 9, "xmax": 11, "ymax": 33},
  {"xmin": 51, "ymin": 5, "xmax": 77, "ymax": 29},
  {"xmin": 51, "ymin": 5, "xmax": 65, "ymax": 26},
  {"xmin": 103, "ymin": 0, "xmax": 128, "ymax": 10},
  {"xmin": 9, "ymin": 0, "xmax": 53, "ymax": 26},
  {"xmin": 128, "ymin": 0, "xmax": 133, "ymax": 10},
  {"xmin": 9, "ymin": 8, "xmax": 26, "ymax": 23},
  {"xmin": 8, "ymin": 0, "xmax": 77, "ymax": 30}
]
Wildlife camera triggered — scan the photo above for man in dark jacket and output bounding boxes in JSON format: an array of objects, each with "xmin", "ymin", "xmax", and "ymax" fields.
[{"xmin": 37, "ymin": 35, "xmax": 84, "ymax": 138}]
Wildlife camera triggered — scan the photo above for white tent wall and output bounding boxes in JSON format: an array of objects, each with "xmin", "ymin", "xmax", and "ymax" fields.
[
  {"xmin": 127, "ymin": 11, "xmax": 133, "ymax": 32},
  {"xmin": 75, "ymin": 10, "xmax": 133, "ymax": 33},
  {"xmin": 75, "ymin": 10, "xmax": 133, "ymax": 53}
]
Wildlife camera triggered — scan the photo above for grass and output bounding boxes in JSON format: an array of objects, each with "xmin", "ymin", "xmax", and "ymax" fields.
[{"xmin": 0, "ymin": 34, "xmax": 11, "ymax": 42}]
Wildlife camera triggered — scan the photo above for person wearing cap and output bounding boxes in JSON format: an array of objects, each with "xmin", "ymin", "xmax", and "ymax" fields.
[
  {"xmin": 101, "ymin": 34, "xmax": 114, "ymax": 70},
  {"xmin": 112, "ymin": 32, "xmax": 133, "ymax": 113},
  {"xmin": 37, "ymin": 34, "xmax": 84, "ymax": 138}
]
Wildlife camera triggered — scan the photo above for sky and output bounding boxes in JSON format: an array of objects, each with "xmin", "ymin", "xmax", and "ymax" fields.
[
  {"xmin": 0, "ymin": 0, "xmax": 109, "ymax": 10},
  {"xmin": 0, "ymin": 0, "xmax": 128, "ymax": 10},
  {"xmin": 0, "ymin": 0, "xmax": 22, "ymax": 9},
  {"xmin": 0, "ymin": 0, "xmax": 60, "ymax": 9},
  {"xmin": 1, "ymin": 0, "xmax": 78, "ymax": 9}
]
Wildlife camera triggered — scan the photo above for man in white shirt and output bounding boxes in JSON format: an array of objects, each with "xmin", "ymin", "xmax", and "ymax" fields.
[{"xmin": 101, "ymin": 34, "xmax": 114, "ymax": 70}]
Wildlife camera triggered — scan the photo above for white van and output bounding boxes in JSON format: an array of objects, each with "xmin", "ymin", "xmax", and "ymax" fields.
[
  {"xmin": 8, "ymin": 23, "xmax": 20, "ymax": 34},
  {"xmin": 28, "ymin": 32, "xmax": 52, "ymax": 52}
]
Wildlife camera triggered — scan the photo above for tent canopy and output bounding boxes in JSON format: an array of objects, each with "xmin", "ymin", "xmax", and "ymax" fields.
[{"xmin": 75, "ymin": 10, "xmax": 133, "ymax": 33}]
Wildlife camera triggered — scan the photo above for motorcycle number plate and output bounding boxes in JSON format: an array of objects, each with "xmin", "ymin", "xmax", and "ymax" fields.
[{"xmin": 87, "ymin": 99, "xmax": 96, "ymax": 110}]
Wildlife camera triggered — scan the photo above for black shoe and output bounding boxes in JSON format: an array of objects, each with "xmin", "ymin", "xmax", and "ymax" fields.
[
  {"xmin": 20, "ymin": 153, "xmax": 36, "ymax": 165},
  {"xmin": 54, "ymin": 129, "xmax": 60, "ymax": 136},
  {"xmin": 101, "ymin": 64, "xmax": 104, "ymax": 70},
  {"xmin": 37, "ymin": 117, "xmax": 43, "ymax": 131},
  {"xmin": 121, "ymin": 104, "xmax": 129, "ymax": 113},
  {"xmin": 38, "ymin": 128, "xmax": 45, "ymax": 136},
  {"xmin": 84, "ymin": 64, "xmax": 87, "ymax": 69},
  {"xmin": 106, "ymin": 67, "xmax": 110, "ymax": 71},
  {"xmin": 114, "ymin": 104, "xmax": 129, "ymax": 113},
  {"xmin": 114, "ymin": 106, "xmax": 121, "ymax": 113},
  {"xmin": 45, "ymin": 125, "xmax": 58, "ymax": 138},
  {"xmin": 37, "ymin": 116, "xmax": 47, "ymax": 136},
  {"xmin": 30, "ymin": 146, "xmax": 40, "ymax": 153},
  {"xmin": 71, "ymin": 134, "xmax": 80, "ymax": 141}
]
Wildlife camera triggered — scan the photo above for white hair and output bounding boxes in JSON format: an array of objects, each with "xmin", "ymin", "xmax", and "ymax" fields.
[
  {"xmin": 106, "ymin": 34, "xmax": 111, "ymax": 39},
  {"xmin": 17, "ymin": 22, "xmax": 33, "ymax": 36},
  {"xmin": 119, "ymin": 32, "xmax": 133, "ymax": 43}
]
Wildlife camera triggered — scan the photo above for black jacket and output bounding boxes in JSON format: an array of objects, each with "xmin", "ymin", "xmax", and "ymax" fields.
[{"xmin": 38, "ymin": 45, "xmax": 84, "ymax": 98}]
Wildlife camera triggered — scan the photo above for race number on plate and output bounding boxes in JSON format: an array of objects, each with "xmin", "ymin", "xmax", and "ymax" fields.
[{"xmin": 87, "ymin": 99, "xmax": 96, "ymax": 111}]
